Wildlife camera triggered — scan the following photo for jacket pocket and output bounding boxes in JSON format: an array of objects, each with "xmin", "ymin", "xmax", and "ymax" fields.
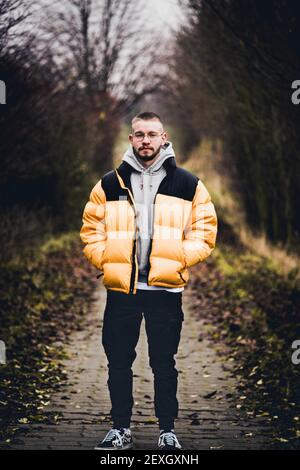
[{"xmin": 178, "ymin": 271, "xmax": 186, "ymax": 283}]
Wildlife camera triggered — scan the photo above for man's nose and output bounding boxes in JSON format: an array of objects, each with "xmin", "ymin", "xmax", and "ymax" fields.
[{"xmin": 142, "ymin": 134, "xmax": 151, "ymax": 143}]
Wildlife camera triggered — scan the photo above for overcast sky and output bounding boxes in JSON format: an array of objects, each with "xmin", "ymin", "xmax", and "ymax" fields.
[
  {"xmin": 30, "ymin": 0, "xmax": 185, "ymax": 36},
  {"xmin": 149, "ymin": 0, "xmax": 183, "ymax": 31}
]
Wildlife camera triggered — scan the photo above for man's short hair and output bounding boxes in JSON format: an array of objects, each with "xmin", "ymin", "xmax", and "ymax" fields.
[{"xmin": 131, "ymin": 111, "xmax": 162, "ymax": 127}]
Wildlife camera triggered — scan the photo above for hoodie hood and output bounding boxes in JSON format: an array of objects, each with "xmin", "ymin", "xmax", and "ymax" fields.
[{"xmin": 122, "ymin": 141, "xmax": 176, "ymax": 175}]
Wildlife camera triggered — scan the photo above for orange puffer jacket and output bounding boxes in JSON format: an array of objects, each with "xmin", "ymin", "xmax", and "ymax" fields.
[{"xmin": 80, "ymin": 158, "xmax": 218, "ymax": 294}]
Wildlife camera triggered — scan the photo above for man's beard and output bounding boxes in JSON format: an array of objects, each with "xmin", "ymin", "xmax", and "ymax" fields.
[{"xmin": 133, "ymin": 145, "xmax": 161, "ymax": 162}]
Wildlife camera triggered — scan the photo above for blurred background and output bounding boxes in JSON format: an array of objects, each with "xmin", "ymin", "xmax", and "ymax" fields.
[
  {"xmin": 1, "ymin": 0, "xmax": 300, "ymax": 449},
  {"xmin": 1, "ymin": 0, "xmax": 299, "ymax": 267}
]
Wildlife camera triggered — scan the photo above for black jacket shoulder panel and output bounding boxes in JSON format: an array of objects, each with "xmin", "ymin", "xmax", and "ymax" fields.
[
  {"xmin": 101, "ymin": 169, "xmax": 128, "ymax": 201},
  {"xmin": 159, "ymin": 166, "xmax": 199, "ymax": 202}
]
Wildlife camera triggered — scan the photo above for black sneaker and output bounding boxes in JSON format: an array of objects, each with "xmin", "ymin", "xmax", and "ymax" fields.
[
  {"xmin": 94, "ymin": 427, "xmax": 133, "ymax": 450},
  {"xmin": 158, "ymin": 429, "xmax": 182, "ymax": 450}
]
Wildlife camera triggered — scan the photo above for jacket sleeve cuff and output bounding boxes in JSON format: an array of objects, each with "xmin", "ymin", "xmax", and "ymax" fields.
[{"xmin": 183, "ymin": 239, "xmax": 214, "ymax": 268}]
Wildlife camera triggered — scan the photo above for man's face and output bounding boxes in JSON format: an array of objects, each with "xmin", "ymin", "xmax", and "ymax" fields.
[{"xmin": 129, "ymin": 119, "xmax": 167, "ymax": 164}]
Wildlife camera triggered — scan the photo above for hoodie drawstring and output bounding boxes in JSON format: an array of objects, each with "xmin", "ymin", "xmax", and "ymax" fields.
[{"xmin": 140, "ymin": 169, "xmax": 154, "ymax": 191}]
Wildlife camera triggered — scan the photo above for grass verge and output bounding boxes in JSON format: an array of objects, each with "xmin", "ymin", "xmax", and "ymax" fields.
[
  {"xmin": 190, "ymin": 226, "xmax": 300, "ymax": 448},
  {"xmin": 0, "ymin": 232, "xmax": 98, "ymax": 443}
]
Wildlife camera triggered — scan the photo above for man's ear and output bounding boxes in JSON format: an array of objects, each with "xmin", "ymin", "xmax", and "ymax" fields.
[{"xmin": 129, "ymin": 134, "xmax": 133, "ymax": 142}]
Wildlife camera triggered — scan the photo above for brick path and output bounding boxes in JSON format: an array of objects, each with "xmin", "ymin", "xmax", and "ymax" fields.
[{"xmin": 1, "ymin": 283, "xmax": 274, "ymax": 450}]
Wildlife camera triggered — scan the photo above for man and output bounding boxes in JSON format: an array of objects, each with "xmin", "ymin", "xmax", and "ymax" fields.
[{"xmin": 80, "ymin": 112, "xmax": 218, "ymax": 450}]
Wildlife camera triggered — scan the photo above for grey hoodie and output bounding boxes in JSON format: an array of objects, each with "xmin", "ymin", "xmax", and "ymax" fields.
[{"xmin": 122, "ymin": 141, "xmax": 184, "ymax": 292}]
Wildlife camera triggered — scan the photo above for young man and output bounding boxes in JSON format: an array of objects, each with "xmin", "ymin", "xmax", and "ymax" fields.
[{"xmin": 80, "ymin": 112, "xmax": 218, "ymax": 450}]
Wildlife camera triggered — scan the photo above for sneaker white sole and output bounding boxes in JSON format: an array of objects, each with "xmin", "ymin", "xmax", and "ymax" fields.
[
  {"xmin": 158, "ymin": 445, "xmax": 183, "ymax": 451},
  {"xmin": 94, "ymin": 442, "xmax": 134, "ymax": 450}
]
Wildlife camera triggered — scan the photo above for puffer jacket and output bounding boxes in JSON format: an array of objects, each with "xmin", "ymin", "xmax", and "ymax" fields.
[{"xmin": 79, "ymin": 156, "xmax": 218, "ymax": 294}]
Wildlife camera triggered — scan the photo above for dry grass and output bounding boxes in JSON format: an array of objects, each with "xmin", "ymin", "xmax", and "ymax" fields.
[{"xmin": 183, "ymin": 139, "xmax": 300, "ymax": 279}]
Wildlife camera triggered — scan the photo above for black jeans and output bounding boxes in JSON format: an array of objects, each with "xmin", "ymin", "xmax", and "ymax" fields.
[{"xmin": 101, "ymin": 288, "xmax": 184, "ymax": 430}]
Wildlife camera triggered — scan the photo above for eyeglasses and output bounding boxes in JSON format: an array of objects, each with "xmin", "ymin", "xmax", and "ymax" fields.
[{"xmin": 133, "ymin": 132, "xmax": 164, "ymax": 142}]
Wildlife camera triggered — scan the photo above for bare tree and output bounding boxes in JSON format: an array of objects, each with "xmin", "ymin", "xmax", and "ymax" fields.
[
  {"xmin": 0, "ymin": 0, "xmax": 32, "ymax": 53},
  {"xmin": 38, "ymin": 0, "xmax": 166, "ymax": 114},
  {"xmin": 36, "ymin": 0, "xmax": 168, "ymax": 170}
]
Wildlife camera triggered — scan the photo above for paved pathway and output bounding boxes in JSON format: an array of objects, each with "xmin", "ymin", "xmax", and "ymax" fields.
[{"xmin": 1, "ymin": 283, "xmax": 273, "ymax": 450}]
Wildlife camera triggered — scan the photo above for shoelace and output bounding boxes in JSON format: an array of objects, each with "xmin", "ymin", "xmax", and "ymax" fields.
[
  {"xmin": 103, "ymin": 428, "xmax": 124, "ymax": 447},
  {"xmin": 159, "ymin": 431, "xmax": 181, "ymax": 448}
]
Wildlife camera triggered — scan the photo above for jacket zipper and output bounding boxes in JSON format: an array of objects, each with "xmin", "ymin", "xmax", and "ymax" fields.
[
  {"xmin": 146, "ymin": 192, "xmax": 158, "ymax": 286},
  {"xmin": 129, "ymin": 238, "xmax": 137, "ymax": 293},
  {"xmin": 129, "ymin": 201, "xmax": 138, "ymax": 294}
]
